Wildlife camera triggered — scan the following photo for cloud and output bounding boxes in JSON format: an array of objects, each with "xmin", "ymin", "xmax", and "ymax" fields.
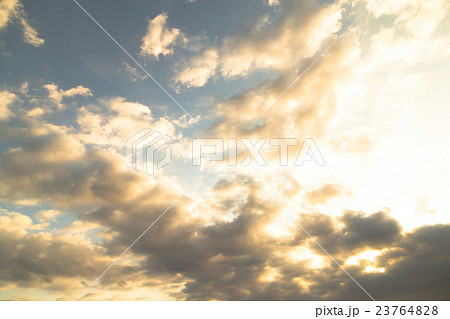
[
  {"xmin": 0, "ymin": 211, "xmax": 40, "ymax": 234},
  {"xmin": 121, "ymin": 62, "xmax": 148, "ymax": 82},
  {"xmin": 362, "ymin": 0, "xmax": 450, "ymax": 70},
  {"xmin": 0, "ymin": 96, "xmax": 189, "ymax": 299},
  {"xmin": 207, "ymin": 34, "xmax": 358, "ymax": 140},
  {"xmin": 75, "ymin": 96, "xmax": 178, "ymax": 147},
  {"xmin": 0, "ymin": 136, "xmax": 141, "ymax": 209},
  {"xmin": 140, "ymin": 12, "xmax": 184, "ymax": 59},
  {"xmin": 43, "ymin": 83, "xmax": 92, "ymax": 109},
  {"xmin": 0, "ymin": 209, "xmax": 143, "ymax": 299},
  {"xmin": 0, "ymin": 90, "xmax": 16, "ymax": 121},
  {"xmin": 337, "ymin": 210, "xmax": 403, "ymax": 251},
  {"xmin": 415, "ymin": 198, "xmax": 436, "ymax": 215},
  {"xmin": 174, "ymin": 49, "xmax": 218, "ymax": 88},
  {"xmin": 267, "ymin": 0, "xmax": 280, "ymax": 6},
  {"xmin": 0, "ymin": 0, "xmax": 44, "ymax": 47},
  {"xmin": 0, "ymin": 94, "xmax": 192, "ymax": 299},
  {"xmin": 73, "ymin": 174, "xmax": 449, "ymax": 300},
  {"xmin": 0, "ymin": 0, "xmax": 17, "ymax": 30},
  {"xmin": 0, "ymin": 86, "xmax": 188, "ymax": 210},
  {"xmin": 364, "ymin": 224, "xmax": 450, "ymax": 300},
  {"xmin": 175, "ymin": 0, "xmax": 343, "ymax": 87},
  {"xmin": 173, "ymin": 0, "xmax": 450, "ymax": 154},
  {"xmin": 0, "ymin": 103, "xmax": 449, "ymax": 300},
  {"xmin": 169, "ymin": 0, "xmax": 364, "ymax": 145},
  {"xmin": 1, "ymin": 0, "xmax": 449, "ymax": 300},
  {"xmin": 304, "ymin": 183, "xmax": 345, "ymax": 205},
  {"xmin": 328, "ymin": 130, "xmax": 373, "ymax": 154},
  {"xmin": 19, "ymin": 15, "xmax": 43, "ymax": 46},
  {"xmin": 35, "ymin": 210, "xmax": 61, "ymax": 222}
]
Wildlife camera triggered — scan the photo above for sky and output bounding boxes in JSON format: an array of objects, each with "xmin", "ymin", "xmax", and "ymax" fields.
[{"xmin": 0, "ymin": 0, "xmax": 449, "ymax": 300}]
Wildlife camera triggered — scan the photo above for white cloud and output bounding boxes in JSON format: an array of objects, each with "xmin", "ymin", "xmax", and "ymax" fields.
[
  {"xmin": 76, "ymin": 97, "xmax": 177, "ymax": 147},
  {"xmin": 25, "ymin": 107, "xmax": 44, "ymax": 117},
  {"xmin": 0, "ymin": 0, "xmax": 44, "ymax": 47},
  {"xmin": 175, "ymin": 0, "xmax": 343, "ymax": 87},
  {"xmin": 0, "ymin": 211, "xmax": 39, "ymax": 235},
  {"xmin": 43, "ymin": 83, "xmax": 92, "ymax": 109},
  {"xmin": 121, "ymin": 62, "xmax": 148, "ymax": 82},
  {"xmin": 174, "ymin": 49, "xmax": 218, "ymax": 88},
  {"xmin": 20, "ymin": 81, "xmax": 29, "ymax": 95},
  {"xmin": 19, "ymin": 16, "xmax": 44, "ymax": 46},
  {"xmin": 63, "ymin": 85, "xmax": 92, "ymax": 98},
  {"xmin": 367, "ymin": 0, "xmax": 450, "ymax": 67},
  {"xmin": 0, "ymin": 90, "xmax": 16, "ymax": 121},
  {"xmin": 0, "ymin": 0, "xmax": 18, "ymax": 30},
  {"xmin": 140, "ymin": 12, "xmax": 183, "ymax": 59},
  {"xmin": 35, "ymin": 209, "xmax": 61, "ymax": 222}
]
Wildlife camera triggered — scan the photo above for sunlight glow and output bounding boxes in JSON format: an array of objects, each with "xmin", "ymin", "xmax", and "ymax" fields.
[{"xmin": 289, "ymin": 246, "xmax": 326, "ymax": 269}]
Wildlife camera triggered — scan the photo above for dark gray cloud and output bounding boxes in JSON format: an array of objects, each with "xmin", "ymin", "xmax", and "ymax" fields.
[
  {"xmin": 0, "ymin": 123, "xmax": 147, "ymax": 210},
  {"xmin": 0, "ymin": 220, "xmax": 140, "ymax": 295},
  {"xmin": 79, "ymin": 176, "xmax": 450, "ymax": 300},
  {"xmin": 0, "ymin": 116, "xmax": 448, "ymax": 301},
  {"xmin": 0, "ymin": 150, "xmax": 449, "ymax": 300}
]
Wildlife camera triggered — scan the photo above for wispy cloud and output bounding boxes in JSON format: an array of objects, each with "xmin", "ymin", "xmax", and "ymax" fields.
[{"xmin": 0, "ymin": 0, "xmax": 44, "ymax": 47}]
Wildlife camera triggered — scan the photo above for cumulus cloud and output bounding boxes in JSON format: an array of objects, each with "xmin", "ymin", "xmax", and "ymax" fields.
[
  {"xmin": 173, "ymin": 0, "xmax": 450, "ymax": 155},
  {"xmin": 0, "ymin": 0, "xmax": 17, "ymax": 30},
  {"xmin": 1, "ymin": 0, "xmax": 449, "ymax": 301},
  {"xmin": 35, "ymin": 209, "xmax": 61, "ymax": 222},
  {"xmin": 0, "ymin": 94, "xmax": 191, "ymax": 299},
  {"xmin": 0, "ymin": 0, "xmax": 44, "ymax": 47},
  {"xmin": 1, "ymin": 102, "xmax": 449, "ymax": 300},
  {"xmin": 208, "ymin": 34, "xmax": 357, "ymax": 140},
  {"xmin": 141, "ymin": 12, "xmax": 184, "ymax": 59},
  {"xmin": 174, "ymin": 49, "xmax": 218, "ymax": 88},
  {"xmin": 43, "ymin": 83, "xmax": 92, "ymax": 109},
  {"xmin": 169, "ymin": 0, "xmax": 364, "ymax": 145},
  {"xmin": 0, "ymin": 83, "xmax": 191, "ymax": 210},
  {"xmin": 0, "ymin": 133, "xmax": 150, "ymax": 210},
  {"xmin": 0, "ymin": 209, "xmax": 144, "ymax": 299},
  {"xmin": 75, "ymin": 96, "xmax": 178, "ymax": 147},
  {"xmin": 175, "ymin": 0, "xmax": 342, "ymax": 87},
  {"xmin": 0, "ymin": 90, "xmax": 16, "ymax": 121},
  {"xmin": 0, "ymin": 92, "xmax": 190, "ymax": 299},
  {"xmin": 78, "ymin": 176, "xmax": 449, "ymax": 300}
]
